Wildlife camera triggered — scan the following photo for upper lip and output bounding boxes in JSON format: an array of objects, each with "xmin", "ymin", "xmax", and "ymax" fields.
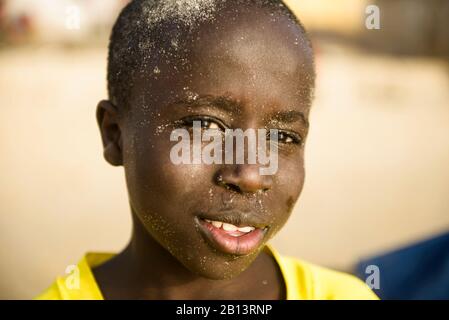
[{"xmin": 197, "ymin": 209, "xmax": 269, "ymax": 230}]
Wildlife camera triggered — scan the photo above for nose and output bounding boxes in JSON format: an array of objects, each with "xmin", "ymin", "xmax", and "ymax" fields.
[{"xmin": 215, "ymin": 164, "xmax": 273, "ymax": 194}]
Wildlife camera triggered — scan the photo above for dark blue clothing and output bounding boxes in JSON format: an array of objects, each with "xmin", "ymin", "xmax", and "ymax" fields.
[{"xmin": 355, "ymin": 231, "xmax": 449, "ymax": 299}]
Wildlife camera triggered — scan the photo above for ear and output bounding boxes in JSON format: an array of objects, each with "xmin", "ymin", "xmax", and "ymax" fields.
[{"xmin": 96, "ymin": 100, "xmax": 123, "ymax": 166}]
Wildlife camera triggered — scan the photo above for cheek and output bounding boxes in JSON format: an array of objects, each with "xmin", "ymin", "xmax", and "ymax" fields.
[
  {"xmin": 123, "ymin": 129, "xmax": 225, "ymax": 245},
  {"xmin": 269, "ymin": 153, "xmax": 305, "ymax": 228},
  {"xmin": 122, "ymin": 131, "xmax": 216, "ymax": 253},
  {"xmin": 278, "ymin": 148, "xmax": 305, "ymax": 192},
  {"xmin": 124, "ymin": 131, "xmax": 214, "ymax": 216}
]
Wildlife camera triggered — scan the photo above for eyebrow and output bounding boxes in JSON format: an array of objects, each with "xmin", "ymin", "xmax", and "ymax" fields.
[
  {"xmin": 172, "ymin": 95, "xmax": 242, "ymax": 114},
  {"xmin": 172, "ymin": 95, "xmax": 309, "ymax": 127},
  {"xmin": 269, "ymin": 110, "xmax": 309, "ymax": 128}
]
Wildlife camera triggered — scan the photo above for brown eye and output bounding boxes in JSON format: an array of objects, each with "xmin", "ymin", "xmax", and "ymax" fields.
[
  {"xmin": 201, "ymin": 119, "xmax": 220, "ymax": 130},
  {"xmin": 180, "ymin": 115, "xmax": 226, "ymax": 131},
  {"xmin": 278, "ymin": 132, "xmax": 293, "ymax": 143},
  {"xmin": 269, "ymin": 130, "xmax": 301, "ymax": 145}
]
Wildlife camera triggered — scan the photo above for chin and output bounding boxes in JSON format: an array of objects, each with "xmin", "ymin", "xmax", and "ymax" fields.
[{"xmin": 178, "ymin": 250, "xmax": 261, "ymax": 281}]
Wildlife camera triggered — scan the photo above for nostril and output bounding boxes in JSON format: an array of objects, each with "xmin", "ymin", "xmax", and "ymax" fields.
[
  {"xmin": 223, "ymin": 182, "xmax": 241, "ymax": 194},
  {"xmin": 215, "ymin": 173, "xmax": 242, "ymax": 193}
]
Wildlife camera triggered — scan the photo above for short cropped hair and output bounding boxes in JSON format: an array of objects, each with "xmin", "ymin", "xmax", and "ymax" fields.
[{"xmin": 107, "ymin": 0, "xmax": 312, "ymax": 109}]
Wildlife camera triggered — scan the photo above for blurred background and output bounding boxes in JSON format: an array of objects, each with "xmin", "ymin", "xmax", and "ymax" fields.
[{"xmin": 0, "ymin": 0, "xmax": 448, "ymax": 299}]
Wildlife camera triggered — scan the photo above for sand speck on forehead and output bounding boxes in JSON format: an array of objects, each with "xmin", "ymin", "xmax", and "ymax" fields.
[{"xmin": 141, "ymin": 0, "xmax": 218, "ymax": 27}]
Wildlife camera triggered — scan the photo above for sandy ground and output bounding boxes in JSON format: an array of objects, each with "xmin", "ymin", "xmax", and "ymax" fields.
[{"xmin": 1, "ymin": 42, "xmax": 448, "ymax": 299}]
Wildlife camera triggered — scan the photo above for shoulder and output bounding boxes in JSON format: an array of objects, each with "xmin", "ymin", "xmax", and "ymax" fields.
[
  {"xmin": 271, "ymin": 250, "xmax": 378, "ymax": 300},
  {"xmin": 34, "ymin": 252, "xmax": 114, "ymax": 300}
]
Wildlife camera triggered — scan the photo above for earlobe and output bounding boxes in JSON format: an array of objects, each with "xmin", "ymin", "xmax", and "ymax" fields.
[{"xmin": 96, "ymin": 100, "xmax": 123, "ymax": 166}]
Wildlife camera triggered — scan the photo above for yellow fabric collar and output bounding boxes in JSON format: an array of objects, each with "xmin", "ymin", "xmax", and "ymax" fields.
[{"xmin": 55, "ymin": 244, "xmax": 292, "ymax": 300}]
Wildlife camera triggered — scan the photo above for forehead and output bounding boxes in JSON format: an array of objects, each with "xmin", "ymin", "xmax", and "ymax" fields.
[
  {"xmin": 131, "ymin": 6, "xmax": 314, "ymax": 117},
  {"xmin": 192, "ymin": 9, "xmax": 313, "ymax": 108}
]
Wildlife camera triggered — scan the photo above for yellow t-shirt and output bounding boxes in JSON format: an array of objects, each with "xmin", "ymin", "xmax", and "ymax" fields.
[{"xmin": 35, "ymin": 245, "xmax": 378, "ymax": 300}]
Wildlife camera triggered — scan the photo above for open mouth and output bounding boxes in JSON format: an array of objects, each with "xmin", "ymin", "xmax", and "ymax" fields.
[{"xmin": 197, "ymin": 217, "xmax": 268, "ymax": 256}]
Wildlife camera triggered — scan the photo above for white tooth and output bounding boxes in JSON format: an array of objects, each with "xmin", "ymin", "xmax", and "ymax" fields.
[
  {"xmin": 222, "ymin": 222, "xmax": 238, "ymax": 232},
  {"xmin": 205, "ymin": 219, "xmax": 211, "ymax": 223},
  {"xmin": 237, "ymin": 226, "xmax": 255, "ymax": 233},
  {"xmin": 211, "ymin": 221, "xmax": 223, "ymax": 228}
]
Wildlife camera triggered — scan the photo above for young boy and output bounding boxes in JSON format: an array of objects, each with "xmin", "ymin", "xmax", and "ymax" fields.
[{"xmin": 37, "ymin": 0, "xmax": 378, "ymax": 300}]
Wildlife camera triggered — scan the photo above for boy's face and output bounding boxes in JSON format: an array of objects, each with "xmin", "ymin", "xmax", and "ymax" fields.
[{"xmin": 101, "ymin": 8, "xmax": 314, "ymax": 279}]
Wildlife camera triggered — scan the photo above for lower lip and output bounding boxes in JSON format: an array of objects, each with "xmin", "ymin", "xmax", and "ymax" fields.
[{"xmin": 197, "ymin": 219, "xmax": 266, "ymax": 255}]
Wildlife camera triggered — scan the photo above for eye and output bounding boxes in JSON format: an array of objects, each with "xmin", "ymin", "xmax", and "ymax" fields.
[
  {"xmin": 179, "ymin": 115, "xmax": 226, "ymax": 131},
  {"xmin": 269, "ymin": 130, "xmax": 302, "ymax": 145},
  {"xmin": 201, "ymin": 119, "xmax": 220, "ymax": 130}
]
